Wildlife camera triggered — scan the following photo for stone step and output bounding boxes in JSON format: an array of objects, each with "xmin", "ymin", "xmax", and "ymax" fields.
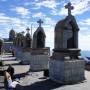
[{"xmin": 0, "ymin": 57, "xmax": 16, "ymax": 61}]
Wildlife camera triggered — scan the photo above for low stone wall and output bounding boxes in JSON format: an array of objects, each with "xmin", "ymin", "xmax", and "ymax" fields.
[{"xmin": 49, "ymin": 59, "xmax": 85, "ymax": 84}]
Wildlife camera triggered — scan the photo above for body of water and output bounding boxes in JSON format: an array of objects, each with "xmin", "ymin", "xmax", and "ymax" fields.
[{"xmin": 81, "ymin": 50, "xmax": 90, "ymax": 57}]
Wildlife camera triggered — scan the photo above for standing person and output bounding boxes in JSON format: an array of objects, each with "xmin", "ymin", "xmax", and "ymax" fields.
[{"xmin": 7, "ymin": 65, "xmax": 14, "ymax": 80}]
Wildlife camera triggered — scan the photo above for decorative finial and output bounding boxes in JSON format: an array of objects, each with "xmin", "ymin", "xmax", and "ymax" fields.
[
  {"xmin": 37, "ymin": 19, "xmax": 43, "ymax": 27},
  {"xmin": 65, "ymin": 2, "xmax": 74, "ymax": 16},
  {"xmin": 26, "ymin": 27, "xmax": 30, "ymax": 33}
]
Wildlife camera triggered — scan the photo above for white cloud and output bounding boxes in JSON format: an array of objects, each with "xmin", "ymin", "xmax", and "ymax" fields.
[
  {"xmin": 79, "ymin": 34, "xmax": 90, "ymax": 50},
  {"xmin": 45, "ymin": 27, "xmax": 54, "ymax": 49},
  {"xmin": 33, "ymin": 0, "xmax": 60, "ymax": 9},
  {"xmin": 11, "ymin": 7, "xmax": 30, "ymax": 16},
  {"xmin": 0, "ymin": 12, "xmax": 31, "ymax": 38},
  {"xmin": 79, "ymin": 18, "xmax": 90, "ymax": 26},
  {"xmin": 32, "ymin": 12, "xmax": 46, "ymax": 18},
  {"xmin": 44, "ymin": 17, "xmax": 56, "ymax": 26},
  {"xmin": 59, "ymin": 0, "xmax": 90, "ymax": 15}
]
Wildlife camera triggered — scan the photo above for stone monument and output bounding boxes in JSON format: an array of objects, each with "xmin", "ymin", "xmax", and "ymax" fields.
[
  {"xmin": 30, "ymin": 19, "xmax": 50, "ymax": 71},
  {"xmin": 14, "ymin": 28, "xmax": 32, "ymax": 64},
  {"xmin": 25, "ymin": 27, "xmax": 32, "ymax": 48},
  {"xmin": 49, "ymin": 2, "xmax": 85, "ymax": 84},
  {"xmin": 0, "ymin": 38, "xmax": 4, "ymax": 54},
  {"xmin": 21, "ymin": 27, "xmax": 32, "ymax": 64},
  {"xmin": 9, "ymin": 28, "xmax": 16, "ymax": 41},
  {"xmin": 33, "ymin": 19, "xmax": 45, "ymax": 48}
]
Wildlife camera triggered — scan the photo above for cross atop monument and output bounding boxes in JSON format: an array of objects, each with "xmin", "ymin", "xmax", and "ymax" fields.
[
  {"xmin": 26, "ymin": 27, "xmax": 30, "ymax": 33},
  {"xmin": 37, "ymin": 19, "xmax": 43, "ymax": 27},
  {"xmin": 65, "ymin": 2, "xmax": 74, "ymax": 16}
]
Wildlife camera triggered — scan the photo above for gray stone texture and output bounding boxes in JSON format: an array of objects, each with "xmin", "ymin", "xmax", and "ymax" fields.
[
  {"xmin": 49, "ymin": 3, "xmax": 85, "ymax": 84},
  {"xmin": 54, "ymin": 15, "xmax": 79, "ymax": 49},
  {"xmin": 49, "ymin": 59, "xmax": 85, "ymax": 84},
  {"xmin": 14, "ymin": 47, "xmax": 32, "ymax": 64},
  {"xmin": 30, "ymin": 55, "xmax": 49, "ymax": 71}
]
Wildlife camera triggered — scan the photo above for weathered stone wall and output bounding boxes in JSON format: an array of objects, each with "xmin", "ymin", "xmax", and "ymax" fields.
[
  {"xmin": 14, "ymin": 47, "xmax": 23, "ymax": 60},
  {"xmin": 30, "ymin": 55, "xmax": 49, "ymax": 71},
  {"xmin": 21, "ymin": 52, "xmax": 32, "ymax": 64},
  {"xmin": 15, "ymin": 47, "xmax": 32, "ymax": 64},
  {"xmin": 49, "ymin": 59, "xmax": 85, "ymax": 84}
]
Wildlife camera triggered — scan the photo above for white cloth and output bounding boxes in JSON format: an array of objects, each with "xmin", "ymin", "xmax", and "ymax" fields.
[
  {"xmin": 11, "ymin": 81, "xmax": 19, "ymax": 88},
  {"xmin": 8, "ymin": 79, "xmax": 19, "ymax": 88}
]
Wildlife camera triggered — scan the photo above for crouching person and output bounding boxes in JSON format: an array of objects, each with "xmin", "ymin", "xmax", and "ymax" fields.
[{"xmin": 4, "ymin": 71, "xmax": 21, "ymax": 90}]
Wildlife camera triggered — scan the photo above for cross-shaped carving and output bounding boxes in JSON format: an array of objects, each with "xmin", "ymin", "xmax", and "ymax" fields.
[
  {"xmin": 65, "ymin": 2, "xmax": 74, "ymax": 16},
  {"xmin": 26, "ymin": 27, "xmax": 30, "ymax": 33},
  {"xmin": 37, "ymin": 19, "xmax": 43, "ymax": 27}
]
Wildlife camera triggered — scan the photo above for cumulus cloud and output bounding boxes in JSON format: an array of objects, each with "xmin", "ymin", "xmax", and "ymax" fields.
[
  {"xmin": 33, "ymin": 0, "xmax": 60, "ymax": 9},
  {"xmin": 0, "ymin": 12, "xmax": 31, "ymax": 37},
  {"xmin": 79, "ymin": 18, "xmax": 90, "ymax": 26},
  {"xmin": 11, "ymin": 7, "xmax": 30, "ymax": 16},
  {"xmin": 32, "ymin": 12, "xmax": 46, "ymax": 18},
  {"xmin": 44, "ymin": 17, "xmax": 56, "ymax": 26}
]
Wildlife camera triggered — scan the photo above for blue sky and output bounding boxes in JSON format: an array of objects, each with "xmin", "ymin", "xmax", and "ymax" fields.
[{"xmin": 0, "ymin": 0, "xmax": 90, "ymax": 50}]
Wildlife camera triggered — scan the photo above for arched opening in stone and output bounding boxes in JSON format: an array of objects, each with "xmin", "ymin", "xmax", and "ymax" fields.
[
  {"xmin": 67, "ymin": 22, "xmax": 76, "ymax": 48},
  {"xmin": 67, "ymin": 36, "xmax": 74, "ymax": 48},
  {"xmin": 37, "ymin": 31, "xmax": 45, "ymax": 48}
]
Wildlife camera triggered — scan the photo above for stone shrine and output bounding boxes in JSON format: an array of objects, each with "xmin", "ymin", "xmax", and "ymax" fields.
[
  {"xmin": 30, "ymin": 19, "xmax": 50, "ymax": 71},
  {"xmin": 9, "ymin": 28, "xmax": 16, "ymax": 41},
  {"xmin": 49, "ymin": 2, "xmax": 85, "ymax": 84},
  {"xmin": 14, "ymin": 28, "xmax": 32, "ymax": 64},
  {"xmin": 25, "ymin": 27, "xmax": 32, "ymax": 48},
  {"xmin": 33, "ymin": 19, "xmax": 45, "ymax": 48}
]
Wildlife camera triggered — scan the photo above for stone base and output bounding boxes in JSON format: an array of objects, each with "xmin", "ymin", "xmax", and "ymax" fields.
[
  {"xmin": 21, "ymin": 52, "xmax": 32, "ymax": 64},
  {"xmin": 49, "ymin": 59, "xmax": 85, "ymax": 84},
  {"xmin": 15, "ymin": 47, "xmax": 32, "ymax": 64},
  {"xmin": 30, "ymin": 55, "xmax": 49, "ymax": 71}
]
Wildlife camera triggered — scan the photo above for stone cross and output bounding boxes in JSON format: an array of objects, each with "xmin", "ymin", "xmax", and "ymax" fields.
[
  {"xmin": 26, "ymin": 27, "xmax": 30, "ymax": 33},
  {"xmin": 37, "ymin": 19, "xmax": 43, "ymax": 27},
  {"xmin": 65, "ymin": 2, "xmax": 74, "ymax": 16}
]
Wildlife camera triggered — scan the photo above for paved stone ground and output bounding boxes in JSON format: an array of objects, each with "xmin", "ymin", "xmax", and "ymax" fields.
[{"xmin": 0, "ymin": 53, "xmax": 90, "ymax": 90}]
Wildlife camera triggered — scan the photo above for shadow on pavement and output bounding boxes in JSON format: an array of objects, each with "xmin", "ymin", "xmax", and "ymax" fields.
[
  {"xmin": 14, "ymin": 71, "xmax": 29, "ymax": 79},
  {"xmin": 19, "ymin": 79, "xmax": 63, "ymax": 90}
]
